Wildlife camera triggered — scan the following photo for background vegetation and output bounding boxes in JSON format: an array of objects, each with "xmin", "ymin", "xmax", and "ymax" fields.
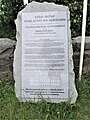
[
  {"xmin": 0, "ymin": 77, "xmax": 90, "ymax": 120},
  {"xmin": 0, "ymin": 0, "xmax": 90, "ymax": 40}
]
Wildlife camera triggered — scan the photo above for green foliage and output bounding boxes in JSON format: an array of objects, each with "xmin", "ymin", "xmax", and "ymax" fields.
[
  {"xmin": 0, "ymin": 77, "xmax": 90, "ymax": 120},
  {"xmin": 0, "ymin": 0, "xmax": 90, "ymax": 40},
  {"xmin": 0, "ymin": 0, "xmax": 24, "ymax": 40}
]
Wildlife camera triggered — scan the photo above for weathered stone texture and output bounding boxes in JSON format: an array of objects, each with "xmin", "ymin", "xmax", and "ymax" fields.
[
  {"xmin": 73, "ymin": 36, "xmax": 90, "ymax": 77},
  {"xmin": 0, "ymin": 38, "xmax": 16, "ymax": 80},
  {"xmin": 14, "ymin": 1, "xmax": 78, "ymax": 103}
]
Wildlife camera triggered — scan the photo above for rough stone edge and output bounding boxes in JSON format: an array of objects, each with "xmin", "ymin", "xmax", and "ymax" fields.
[{"xmin": 13, "ymin": 1, "xmax": 78, "ymax": 103}]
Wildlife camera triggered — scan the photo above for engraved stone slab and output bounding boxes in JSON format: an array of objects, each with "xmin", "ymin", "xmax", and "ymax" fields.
[{"xmin": 14, "ymin": 1, "xmax": 78, "ymax": 103}]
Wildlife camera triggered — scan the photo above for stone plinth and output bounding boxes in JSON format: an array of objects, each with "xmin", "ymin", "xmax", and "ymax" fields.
[{"xmin": 14, "ymin": 1, "xmax": 78, "ymax": 103}]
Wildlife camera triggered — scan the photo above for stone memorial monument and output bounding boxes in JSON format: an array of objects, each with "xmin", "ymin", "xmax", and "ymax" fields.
[{"xmin": 14, "ymin": 1, "xmax": 78, "ymax": 103}]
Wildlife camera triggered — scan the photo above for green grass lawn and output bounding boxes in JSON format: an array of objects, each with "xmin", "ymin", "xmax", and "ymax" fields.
[{"xmin": 0, "ymin": 77, "xmax": 90, "ymax": 120}]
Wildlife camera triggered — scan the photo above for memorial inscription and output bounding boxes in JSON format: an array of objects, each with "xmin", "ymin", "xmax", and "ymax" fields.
[
  {"xmin": 14, "ymin": 1, "xmax": 78, "ymax": 103},
  {"xmin": 22, "ymin": 11, "xmax": 68, "ymax": 99}
]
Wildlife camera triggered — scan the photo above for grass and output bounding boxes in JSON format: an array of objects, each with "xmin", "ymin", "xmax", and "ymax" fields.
[{"xmin": 0, "ymin": 77, "xmax": 90, "ymax": 120}]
